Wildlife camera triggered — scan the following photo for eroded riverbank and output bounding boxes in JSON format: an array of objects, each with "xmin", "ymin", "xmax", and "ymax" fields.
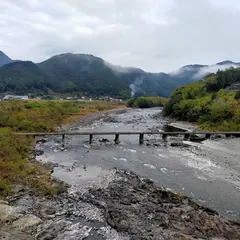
[{"xmin": 1, "ymin": 108, "xmax": 240, "ymax": 239}]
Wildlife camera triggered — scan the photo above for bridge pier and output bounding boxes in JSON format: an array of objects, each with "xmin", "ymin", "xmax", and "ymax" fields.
[
  {"xmin": 62, "ymin": 134, "xmax": 65, "ymax": 148},
  {"xmin": 205, "ymin": 133, "xmax": 211, "ymax": 139},
  {"xmin": 162, "ymin": 134, "xmax": 167, "ymax": 141},
  {"xmin": 226, "ymin": 134, "xmax": 232, "ymax": 138},
  {"xmin": 89, "ymin": 134, "xmax": 93, "ymax": 144},
  {"xmin": 184, "ymin": 133, "xmax": 190, "ymax": 141},
  {"xmin": 139, "ymin": 134, "xmax": 144, "ymax": 144},
  {"xmin": 114, "ymin": 134, "xmax": 120, "ymax": 144}
]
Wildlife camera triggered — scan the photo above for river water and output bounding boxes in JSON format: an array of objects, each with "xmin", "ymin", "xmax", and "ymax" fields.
[{"xmin": 38, "ymin": 108, "xmax": 240, "ymax": 221}]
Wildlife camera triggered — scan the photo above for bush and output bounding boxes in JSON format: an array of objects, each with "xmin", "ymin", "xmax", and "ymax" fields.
[
  {"xmin": 127, "ymin": 96, "xmax": 168, "ymax": 108},
  {"xmin": 24, "ymin": 103, "xmax": 42, "ymax": 109},
  {"xmin": 127, "ymin": 98, "xmax": 136, "ymax": 107},
  {"xmin": 235, "ymin": 91, "xmax": 240, "ymax": 100}
]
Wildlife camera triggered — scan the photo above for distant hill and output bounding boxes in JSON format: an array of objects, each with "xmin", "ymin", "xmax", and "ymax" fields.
[
  {"xmin": 216, "ymin": 60, "xmax": 240, "ymax": 65},
  {"xmin": 38, "ymin": 53, "xmax": 130, "ymax": 97},
  {"xmin": 1, "ymin": 50, "xmax": 240, "ymax": 98},
  {"xmin": 163, "ymin": 67, "xmax": 240, "ymax": 131},
  {"xmin": 0, "ymin": 51, "xmax": 13, "ymax": 67}
]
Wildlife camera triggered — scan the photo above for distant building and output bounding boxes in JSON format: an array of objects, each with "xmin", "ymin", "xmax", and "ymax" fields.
[{"xmin": 3, "ymin": 95, "xmax": 29, "ymax": 100}]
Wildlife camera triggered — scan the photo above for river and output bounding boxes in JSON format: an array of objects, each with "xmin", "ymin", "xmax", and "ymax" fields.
[{"xmin": 37, "ymin": 107, "xmax": 240, "ymax": 221}]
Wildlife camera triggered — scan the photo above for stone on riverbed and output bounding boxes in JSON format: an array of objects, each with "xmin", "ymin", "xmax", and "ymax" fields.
[
  {"xmin": 171, "ymin": 142, "xmax": 191, "ymax": 148},
  {"xmin": 0, "ymin": 228, "xmax": 34, "ymax": 240},
  {"xmin": 13, "ymin": 214, "xmax": 42, "ymax": 230},
  {"xmin": 0, "ymin": 204, "xmax": 21, "ymax": 223}
]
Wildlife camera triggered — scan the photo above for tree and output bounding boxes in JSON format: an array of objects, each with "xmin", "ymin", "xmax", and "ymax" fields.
[{"xmin": 235, "ymin": 91, "xmax": 240, "ymax": 100}]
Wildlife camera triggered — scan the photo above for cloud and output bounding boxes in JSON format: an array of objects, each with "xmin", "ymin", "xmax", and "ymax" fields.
[
  {"xmin": 192, "ymin": 63, "xmax": 240, "ymax": 80},
  {"xmin": 0, "ymin": 0, "xmax": 240, "ymax": 71}
]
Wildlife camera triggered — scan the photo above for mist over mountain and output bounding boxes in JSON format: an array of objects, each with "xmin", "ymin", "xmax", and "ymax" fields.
[{"xmin": 0, "ymin": 50, "xmax": 239, "ymax": 98}]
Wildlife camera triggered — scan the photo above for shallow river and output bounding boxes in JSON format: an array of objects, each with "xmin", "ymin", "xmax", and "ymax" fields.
[{"xmin": 38, "ymin": 108, "xmax": 240, "ymax": 221}]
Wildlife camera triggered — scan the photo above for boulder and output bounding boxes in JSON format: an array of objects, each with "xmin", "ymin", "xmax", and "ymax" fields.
[
  {"xmin": 13, "ymin": 214, "xmax": 42, "ymax": 230},
  {"xmin": 0, "ymin": 204, "xmax": 21, "ymax": 223}
]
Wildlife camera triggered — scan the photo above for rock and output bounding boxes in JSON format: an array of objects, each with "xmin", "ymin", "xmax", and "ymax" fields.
[
  {"xmin": 13, "ymin": 214, "xmax": 42, "ymax": 230},
  {"xmin": 35, "ymin": 149, "xmax": 44, "ymax": 156},
  {"xmin": 0, "ymin": 228, "xmax": 34, "ymax": 240},
  {"xmin": 99, "ymin": 138, "xmax": 110, "ymax": 143},
  {"xmin": 36, "ymin": 219, "xmax": 69, "ymax": 240},
  {"xmin": 0, "ymin": 200, "xmax": 9, "ymax": 205},
  {"xmin": 52, "ymin": 163, "xmax": 60, "ymax": 168},
  {"xmin": 45, "ymin": 208, "xmax": 56, "ymax": 216},
  {"xmin": 171, "ymin": 142, "xmax": 190, "ymax": 148},
  {"xmin": 211, "ymin": 134, "xmax": 225, "ymax": 140},
  {"xmin": 36, "ymin": 138, "xmax": 47, "ymax": 144},
  {"xmin": 0, "ymin": 204, "xmax": 21, "ymax": 223},
  {"xmin": 40, "ymin": 206, "xmax": 57, "ymax": 218},
  {"xmin": 189, "ymin": 134, "xmax": 206, "ymax": 142}
]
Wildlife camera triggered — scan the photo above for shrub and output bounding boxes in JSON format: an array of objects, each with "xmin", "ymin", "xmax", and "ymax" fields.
[
  {"xmin": 235, "ymin": 91, "xmax": 240, "ymax": 100},
  {"xmin": 128, "ymin": 97, "xmax": 168, "ymax": 108}
]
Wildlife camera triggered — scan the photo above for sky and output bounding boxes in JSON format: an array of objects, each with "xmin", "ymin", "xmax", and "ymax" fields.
[{"xmin": 1, "ymin": 0, "xmax": 240, "ymax": 72}]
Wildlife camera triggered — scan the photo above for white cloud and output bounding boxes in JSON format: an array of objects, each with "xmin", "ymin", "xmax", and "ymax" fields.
[
  {"xmin": 0, "ymin": 0, "xmax": 240, "ymax": 71},
  {"xmin": 192, "ymin": 64, "xmax": 240, "ymax": 80}
]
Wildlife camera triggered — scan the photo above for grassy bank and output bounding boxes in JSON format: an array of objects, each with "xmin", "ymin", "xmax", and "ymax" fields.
[
  {"xmin": 0, "ymin": 100, "xmax": 123, "ymax": 196},
  {"xmin": 127, "ymin": 96, "xmax": 168, "ymax": 108}
]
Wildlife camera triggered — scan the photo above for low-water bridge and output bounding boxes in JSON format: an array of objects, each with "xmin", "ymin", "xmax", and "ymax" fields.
[{"xmin": 15, "ymin": 131, "xmax": 240, "ymax": 147}]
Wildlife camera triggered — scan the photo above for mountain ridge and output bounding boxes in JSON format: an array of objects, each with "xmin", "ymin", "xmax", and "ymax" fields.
[{"xmin": 0, "ymin": 50, "xmax": 240, "ymax": 97}]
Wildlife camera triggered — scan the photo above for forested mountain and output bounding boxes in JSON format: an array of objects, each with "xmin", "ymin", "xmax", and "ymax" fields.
[
  {"xmin": 163, "ymin": 68, "xmax": 240, "ymax": 131},
  {"xmin": 0, "ymin": 50, "xmax": 240, "ymax": 98}
]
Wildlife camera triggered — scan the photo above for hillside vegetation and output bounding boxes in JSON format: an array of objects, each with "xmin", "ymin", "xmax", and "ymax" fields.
[
  {"xmin": 163, "ymin": 68, "xmax": 240, "ymax": 131},
  {"xmin": 127, "ymin": 96, "xmax": 168, "ymax": 108},
  {"xmin": 0, "ymin": 53, "xmax": 184, "ymax": 98},
  {"xmin": 2, "ymin": 52, "xmax": 232, "ymax": 98},
  {"xmin": 0, "ymin": 100, "xmax": 123, "ymax": 196}
]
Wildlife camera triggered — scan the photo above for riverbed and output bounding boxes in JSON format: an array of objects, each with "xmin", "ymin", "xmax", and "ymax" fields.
[{"xmin": 38, "ymin": 108, "xmax": 240, "ymax": 221}]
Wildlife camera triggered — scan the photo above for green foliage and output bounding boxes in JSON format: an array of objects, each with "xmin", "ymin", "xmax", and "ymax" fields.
[
  {"xmin": 24, "ymin": 103, "xmax": 41, "ymax": 109},
  {"xmin": 119, "ymin": 89, "xmax": 131, "ymax": 100},
  {"xmin": 0, "ymin": 53, "xmax": 207, "ymax": 98},
  {"xmin": 128, "ymin": 96, "xmax": 168, "ymax": 108},
  {"xmin": 235, "ymin": 91, "xmax": 240, "ymax": 100},
  {"xmin": 127, "ymin": 98, "xmax": 136, "ymax": 107},
  {"xmin": 205, "ymin": 68, "xmax": 240, "ymax": 92},
  {"xmin": 163, "ymin": 68, "xmax": 240, "ymax": 131}
]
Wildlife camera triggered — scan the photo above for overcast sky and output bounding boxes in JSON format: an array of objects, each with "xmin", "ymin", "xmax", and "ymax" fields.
[{"xmin": 1, "ymin": 0, "xmax": 240, "ymax": 72}]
